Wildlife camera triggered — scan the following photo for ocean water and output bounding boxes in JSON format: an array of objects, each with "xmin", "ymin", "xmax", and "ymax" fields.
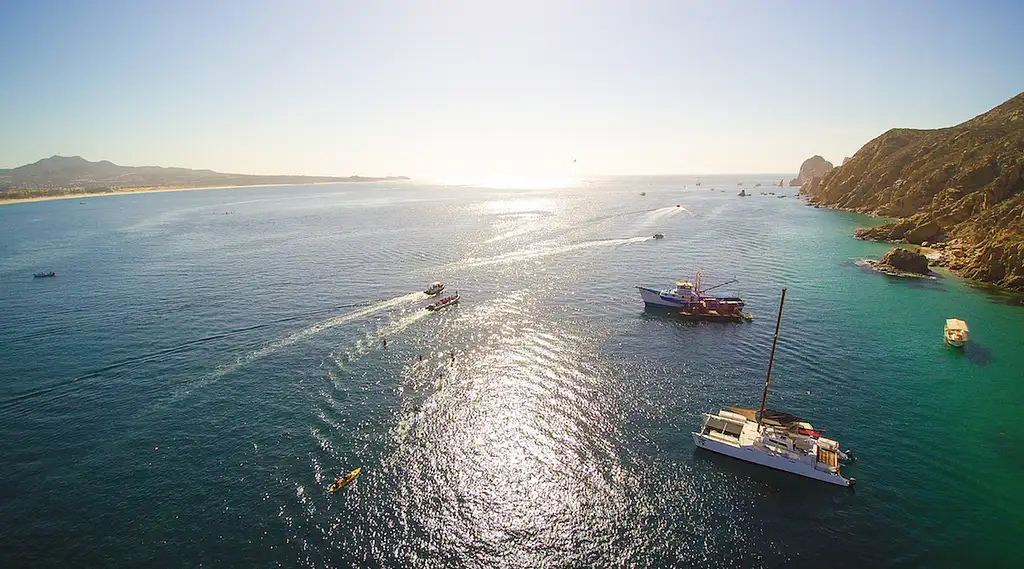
[{"xmin": 1, "ymin": 176, "xmax": 1022, "ymax": 568}]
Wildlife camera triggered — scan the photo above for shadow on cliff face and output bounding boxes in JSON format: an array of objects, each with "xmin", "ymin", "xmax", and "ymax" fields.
[
  {"xmin": 965, "ymin": 282, "xmax": 1024, "ymax": 308},
  {"xmin": 890, "ymin": 274, "xmax": 945, "ymax": 291},
  {"xmin": 965, "ymin": 343, "xmax": 994, "ymax": 366}
]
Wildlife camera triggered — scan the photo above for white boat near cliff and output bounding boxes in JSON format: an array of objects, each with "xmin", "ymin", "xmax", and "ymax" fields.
[
  {"xmin": 692, "ymin": 289, "xmax": 856, "ymax": 487},
  {"xmin": 944, "ymin": 318, "xmax": 968, "ymax": 347}
]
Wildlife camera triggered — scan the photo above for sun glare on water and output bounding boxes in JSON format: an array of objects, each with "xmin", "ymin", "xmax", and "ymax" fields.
[{"xmin": 436, "ymin": 175, "xmax": 579, "ymax": 190}]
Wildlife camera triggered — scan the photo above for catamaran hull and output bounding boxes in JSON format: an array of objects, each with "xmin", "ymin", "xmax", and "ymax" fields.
[{"xmin": 692, "ymin": 432, "xmax": 852, "ymax": 487}]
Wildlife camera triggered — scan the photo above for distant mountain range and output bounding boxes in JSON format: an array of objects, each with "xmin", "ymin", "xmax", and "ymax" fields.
[{"xmin": 0, "ymin": 156, "xmax": 408, "ymax": 200}]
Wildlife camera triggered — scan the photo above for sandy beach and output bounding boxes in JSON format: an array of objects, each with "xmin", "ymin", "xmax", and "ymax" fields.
[{"xmin": 0, "ymin": 183, "xmax": 325, "ymax": 206}]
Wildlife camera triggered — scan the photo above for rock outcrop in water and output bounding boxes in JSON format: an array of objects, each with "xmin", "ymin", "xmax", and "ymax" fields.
[
  {"xmin": 789, "ymin": 155, "xmax": 834, "ymax": 187},
  {"xmin": 878, "ymin": 247, "xmax": 930, "ymax": 274},
  {"xmin": 804, "ymin": 91, "xmax": 1024, "ymax": 292}
]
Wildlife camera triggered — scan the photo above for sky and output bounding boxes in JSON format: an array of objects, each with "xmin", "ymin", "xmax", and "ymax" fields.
[{"xmin": 1, "ymin": 0, "xmax": 1022, "ymax": 180}]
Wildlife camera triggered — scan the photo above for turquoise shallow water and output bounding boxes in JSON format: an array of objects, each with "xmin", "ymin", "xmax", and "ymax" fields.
[{"xmin": 1, "ymin": 177, "xmax": 1022, "ymax": 568}]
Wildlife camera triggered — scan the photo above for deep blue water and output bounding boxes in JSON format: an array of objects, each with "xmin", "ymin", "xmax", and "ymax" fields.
[{"xmin": 2, "ymin": 177, "xmax": 1023, "ymax": 568}]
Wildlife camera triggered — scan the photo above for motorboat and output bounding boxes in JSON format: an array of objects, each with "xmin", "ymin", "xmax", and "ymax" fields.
[
  {"xmin": 33, "ymin": 271, "xmax": 56, "ymax": 278},
  {"xmin": 693, "ymin": 289, "xmax": 855, "ymax": 487},
  {"xmin": 944, "ymin": 318, "xmax": 969, "ymax": 347},
  {"xmin": 426, "ymin": 293, "xmax": 460, "ymax": 311},
  {"xmin": 640, "ymin": 192, "xmax": 647, "ymax": 196},
  {"xmin": 653, "ymin": 233, "xmax": 665, "ymax": 239},
  {"xmin": 424, "ymin": 281, "xmax": 445, "ymax": 295},
  {"xmin": 738, "ymin": 189, "xmax": 747, "ymax": 197}
]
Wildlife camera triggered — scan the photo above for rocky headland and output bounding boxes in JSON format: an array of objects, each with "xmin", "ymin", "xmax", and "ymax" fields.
[
  {"xmin": 802, "ymin": 91, "xmax": 1024, "ymax": 292},
  {"xmin": 789, "ymin": 155, "xmax": 834, "ymax": 187}
]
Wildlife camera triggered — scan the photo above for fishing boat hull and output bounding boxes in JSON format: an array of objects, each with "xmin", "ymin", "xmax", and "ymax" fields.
[
  {"xmin": 692, "ymin": 431, "xmax": 852, "ymax": 487},
  {"xmin": 678, "ymin": 310, "xmax": 752, "ymax": 323},
  {"xmin": 637, "ymin": 287, "xmax": 687, "ymax": 308}
]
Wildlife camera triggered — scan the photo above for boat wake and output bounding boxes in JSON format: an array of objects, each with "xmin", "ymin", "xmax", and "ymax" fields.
[
  {"xmin": 330, "ymin": 308, "xmax": 433, "ymax": 370},
  {"xmin": 175, "ymin": 292, "xmax": 427, "ymax": 397},
  {"xmin": 645, "ymin": 205, "xmax": 692, "ymax": 220}
]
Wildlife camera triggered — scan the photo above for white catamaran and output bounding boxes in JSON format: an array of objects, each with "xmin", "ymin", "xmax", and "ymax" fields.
[{"xmin": 693, "ymin": 289, "xmax": 856, "ymax": 487}]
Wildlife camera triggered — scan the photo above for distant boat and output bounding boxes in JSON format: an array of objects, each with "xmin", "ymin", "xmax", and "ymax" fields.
[
  {"xmin": 424, "ymin": 281, "xmax": 445, "ymax": 295},
  {"xmin": 695, "ymin": 178, "xmax": 701, "ymax": 187},
  {"xmin": 33, "ymin": 271, "xmax": 56, "ymax": 278},
  {"xmin": 653, "ymin": 233, "xmax": 665, "ymax": 239},
  {"xmin": 944, "ymin": 318, "xmax": 969, "ymax": 348},
  {"xmin": 693, "ymin": 289, "xmax": 856, "ymax": 487},
  {"xmin": 738, "ymin": 190, "xmax": 747, "ymax": 197},
  {"xmin": 640, "ymin": 192, "xmax": 646, "ymax": 196}
]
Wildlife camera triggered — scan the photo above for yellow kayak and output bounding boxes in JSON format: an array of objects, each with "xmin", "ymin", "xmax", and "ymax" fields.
[{"xmin": 328, "ymin": 467, "xmax": 361, "ymax": 493}]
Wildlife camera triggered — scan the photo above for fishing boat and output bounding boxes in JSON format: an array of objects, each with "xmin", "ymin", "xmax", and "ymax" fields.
[
  {"xmin": 637, "ymin": 273, "xmax": 744, "ymax": 311},
  {"xmin": 33, "ymin": 271, "xmax": 56, "ymax": 278},
  {"xmin": 424, "ymin": 281, "xmax": 445, "ymax": 295},
  {"xmin": 738, "ymin": 189, "xmax": 747, "ymax": 197},
  {"xmin": 693, "ymin": 289, "xmax": 855, "ymax": 487},
  {"xmin": 944, "ymin": 318, "xmax": 969, "ymax": 347},
  {"xmin": 328, "ymin": 467, "xmax": 361, "ymax": 493},
  {"xmin": 640, "ymin": 191, "xmax": 647, "ymax": 196},
  {"xmin": 653, "ymin": 233, "xmax": 665, "ymax": 239},
  {"xmin": 426, "ymin": 293, "xmax": 460, "ymax": 311}
]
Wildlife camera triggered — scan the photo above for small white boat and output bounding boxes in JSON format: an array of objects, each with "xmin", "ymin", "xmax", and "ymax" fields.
[
  {"xmin": 424, "ymin": 281, "xmax": 445, "ymax": 295},
  {"xmin": 692, "ymin": 289, "xmax": 855, "ymax": 487},
  {"xmin": 944, "ymin": 318, "xmax": 968, "ymax": 347}
]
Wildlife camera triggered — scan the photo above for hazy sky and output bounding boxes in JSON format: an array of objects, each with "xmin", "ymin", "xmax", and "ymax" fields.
[{"xmin": 2, "ymin": 0, "xmax": 1022, "ymax": 180}]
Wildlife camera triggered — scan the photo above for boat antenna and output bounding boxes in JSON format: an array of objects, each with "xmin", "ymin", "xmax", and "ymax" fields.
[
  {"xmin": 757, "ymin": 288, "xmax": 787, "ymax": 429},
  {"xmin": 702, "ymin": 278, "xmax": 738, "ymax": 293}
]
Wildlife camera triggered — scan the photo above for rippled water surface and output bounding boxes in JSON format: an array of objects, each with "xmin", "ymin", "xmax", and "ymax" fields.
[{"xmin": 2, "ymin": 177, "xmax": 1023, "ymax": 568}]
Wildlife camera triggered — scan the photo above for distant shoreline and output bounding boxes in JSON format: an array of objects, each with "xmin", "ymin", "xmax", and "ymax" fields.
[{"xmin": 0, "ymin": 181, "xmax": 389, "ymax": 206}]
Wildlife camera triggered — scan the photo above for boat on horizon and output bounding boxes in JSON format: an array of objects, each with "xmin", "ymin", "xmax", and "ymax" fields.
[
  {"xmin": 944, "ymin": 318, "xmax": 969, "ymax": 348},
  {"xmin": 33, "ymin": 271, "xmax": 56, "ymax": 278},
  {"xmin": 637, "ymin": 274, "xmax": 744, "ymax": 312},
  {"xmin": 426, "ymin": 293, "xmax": 459, "ymax": 311},
  {"xmin": 652, "ymin": 233, "xmax": 665, "ymax": 239},
  {"xmin": 424, "ymin": 281, "xmax": 445, "ymax": 295},
  {"xmin": 693, "ymin": 289, "xmax": 856, "ymax": 487}
]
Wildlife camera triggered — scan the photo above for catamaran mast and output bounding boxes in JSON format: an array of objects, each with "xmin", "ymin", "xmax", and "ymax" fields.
[{"xmin": 757, "ymin": 288, "xmax": 787, "ymax": 429}]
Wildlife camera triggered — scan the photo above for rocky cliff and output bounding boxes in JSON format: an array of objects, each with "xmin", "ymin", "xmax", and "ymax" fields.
[
  {"xmin": 789, "ymin": 155, "xmax": 834, "ymax": 187},
  {"xmin": 804, "ymin": 91, "xmax": 1024, "ymax": 292}
]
